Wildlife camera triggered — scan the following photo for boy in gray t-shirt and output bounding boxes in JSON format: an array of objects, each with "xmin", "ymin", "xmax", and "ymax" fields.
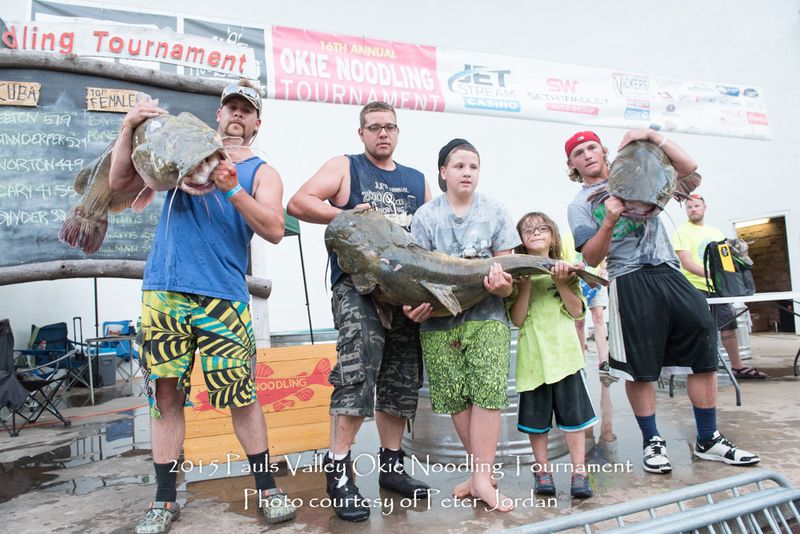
[
  {"xmin": 405, "ymin": 138, "xmax": 519, "ymax": 513},
  {"xmin": 412, "ymin": 191, "xmax": 520, "ymax": 331}
]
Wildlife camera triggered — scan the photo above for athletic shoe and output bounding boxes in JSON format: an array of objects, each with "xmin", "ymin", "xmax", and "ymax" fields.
[
  {"xmin": 259, "ymin": 487, "xmax": 296, "ymax": 524},
  {"xmin": 135, "ymin": 502, "xmax": 180, "ymax": 534},
  {"xmin": 643, "ymin": 436, "xmax": 672, "ymax": 474},
  {"xmin": 693, "ymin": 431, "xmax": 760, "ymax": 466}
]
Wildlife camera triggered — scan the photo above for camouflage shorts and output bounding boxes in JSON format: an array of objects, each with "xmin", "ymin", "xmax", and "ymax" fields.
[
  {"xmin": 329, "ymin": 277, "xmax": 422, "ymax": 418},
  {"xmin": 140, "ymin": 290, "xmax": 257, "ymax": 418},
  {"xmin": 420, "ymin": 320, "xmax": 511, "ymax": 414}
]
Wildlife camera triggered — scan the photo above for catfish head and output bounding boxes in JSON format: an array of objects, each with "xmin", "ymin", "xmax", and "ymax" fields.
[
  {"xmin": 131, "ymin": 112, "xmax": 226, "ymax": 196},
  {"xmin": 324, "ymin": 208, "xmax": 413, "ymax": 276},
  {"xmin": 608, "ymin": 140, "xmax": 677, "ymax": 220}
]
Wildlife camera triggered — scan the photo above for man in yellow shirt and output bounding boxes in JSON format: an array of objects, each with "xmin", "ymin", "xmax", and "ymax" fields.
[{"xmin": 671, "ymin": 194, "xmax": 766, "ymax": 379}]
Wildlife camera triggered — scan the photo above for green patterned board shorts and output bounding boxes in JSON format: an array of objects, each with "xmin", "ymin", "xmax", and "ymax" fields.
[
  {"xmin": 420, "ymin": 320, "xmax": 511, "ymax": 414},
  {"xmin": 140, "ymin": 290, "xmax": 257, "ymax": 418}
]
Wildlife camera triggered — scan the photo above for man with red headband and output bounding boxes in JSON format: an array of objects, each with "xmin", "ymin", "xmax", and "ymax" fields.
[{"xmin": 565, "ymin": 129, "xmax": 759, "ymax": 475}]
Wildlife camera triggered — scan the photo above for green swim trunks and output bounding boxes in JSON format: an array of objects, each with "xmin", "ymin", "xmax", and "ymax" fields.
[
  {"xmin": 420, "ymin": 320, "xmax": 510, "ymax": 414},
  {"xmin": 140, "ymin": 290, "xmax": 257, "ymax": 417}
]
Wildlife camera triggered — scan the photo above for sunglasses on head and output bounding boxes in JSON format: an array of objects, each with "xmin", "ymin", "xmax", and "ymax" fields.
[{"xmin": 222, "ymin": 85, "xmax": 259, "ymax": 100}]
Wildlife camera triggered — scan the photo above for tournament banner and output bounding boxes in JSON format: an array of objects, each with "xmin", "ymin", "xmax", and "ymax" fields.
[
  {"xmin": 435, "ymin": 47, "xmax": 771, "ymax": 140},
  {"xmin": 3, "ymin": 20, "xmax": 259, "ymax": 80},
  {"xmin": 270, "ymin": 26, "xmax": 445, "ymax": 112},
  {"xmin": 20, "ymin": 0, "xmax": 772, "ymax": 140}
]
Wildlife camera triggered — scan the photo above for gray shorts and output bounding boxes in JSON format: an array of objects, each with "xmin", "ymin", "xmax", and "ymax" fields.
[
  {"xmin": 329, "ymin": 277, "xmax": 422, "ymax": 418},
  {"xmin": 700, "ymin": 290, "xmax": 739, "ymax": 331}
]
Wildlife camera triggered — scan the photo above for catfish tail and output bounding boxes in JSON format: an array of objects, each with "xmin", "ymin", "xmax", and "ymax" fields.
[{"xmin": 58, "ymin": 206, "xmax": 108, "ymax": 254}]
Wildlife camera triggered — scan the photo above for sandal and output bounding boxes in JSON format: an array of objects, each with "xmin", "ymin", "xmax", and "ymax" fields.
[
  {"xmin": 260, "ymin": 487, "xmax": 297, "ymax": 524},
  {"xmin": 732, "ymin": 366, "xmax": 767, "ymax": 379},
  {"xmin": 534, "ymin": 472, "xmax": 556, "ymax": 496}
]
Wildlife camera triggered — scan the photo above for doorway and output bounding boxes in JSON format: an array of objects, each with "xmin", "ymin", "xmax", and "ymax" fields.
[{"xmin": 735, "ymin": 216, "xmax": 794, "ymax": 333}]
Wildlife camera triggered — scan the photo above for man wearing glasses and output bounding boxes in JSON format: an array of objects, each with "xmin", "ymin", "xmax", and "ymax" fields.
[
  {"xmin": 288, "ymin": 101, "xmax": 432, "ymax": 522},
  {"xmin": 110, "ymin": 82, "xmax": 296, "ymax": 533},
  {"xmin": 565, "ymin": 129, "xmax": 759, "ymax": 478}
]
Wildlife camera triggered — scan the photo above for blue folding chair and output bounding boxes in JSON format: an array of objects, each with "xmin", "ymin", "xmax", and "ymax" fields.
[{"xmin": 16, "ymin": 322, "xmax": 89, "ymax": 390}]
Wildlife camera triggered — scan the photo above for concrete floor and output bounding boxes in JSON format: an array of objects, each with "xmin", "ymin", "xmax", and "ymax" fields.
[{"xmin": 2, "ymin": 333, "xmax": 799, "ymax": 533}]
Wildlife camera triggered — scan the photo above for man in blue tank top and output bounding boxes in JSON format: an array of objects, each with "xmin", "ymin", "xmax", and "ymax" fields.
[
  {"xmin": 288, "ymin": 102, "xmax": 432, "ymax": 522},
  {"xmin": 109, "ymin": 82, "xmax": 296, "ymax": 533}
]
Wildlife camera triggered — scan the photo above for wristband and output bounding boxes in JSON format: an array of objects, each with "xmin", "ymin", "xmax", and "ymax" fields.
[
  {"xmin": 224, "ymin": 184, "xmax": 243, "ymax": 199},
  {"xmin": 658, "ymin": 136, "xmax": 668, "ymax": 148}
]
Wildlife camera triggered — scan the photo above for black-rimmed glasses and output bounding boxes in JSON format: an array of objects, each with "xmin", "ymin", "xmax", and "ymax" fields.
[{"xmin": 364, "ymin": 123, "xmax": 398, "ymax": 134}]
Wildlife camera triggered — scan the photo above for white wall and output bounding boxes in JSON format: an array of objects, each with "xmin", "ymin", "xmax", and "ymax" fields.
[{"xmin": 2, "ymin": 0, "xmax": 799, "ymax": 345}]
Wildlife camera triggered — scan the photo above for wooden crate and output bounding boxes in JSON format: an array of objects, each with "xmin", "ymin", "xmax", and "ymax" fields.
[{"xmin": 183, "ymin": 343, "xmax": 336, "ymax": 465}]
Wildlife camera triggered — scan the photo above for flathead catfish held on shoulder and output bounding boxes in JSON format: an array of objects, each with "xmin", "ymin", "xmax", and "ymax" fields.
[
  {"xmin": 325, "ymin": 209, "xmax": 608, "ymax": 327},
  {"xmin": 604, "ymin": 140, "xmax": 702, "ymax": 219},
  {"xmin": 59, "ymin": 107, "xmax": 226, "ymax": 254}
]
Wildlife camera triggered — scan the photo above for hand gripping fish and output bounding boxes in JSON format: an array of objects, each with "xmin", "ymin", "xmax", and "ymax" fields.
[
  {"xmin": 59, "ymin": 98, "xmax": 226, "ymax": 254},
  {"xmin": 325, "ymin": 208, "xmax": 608, "ymax": 328},
  {"xmin": 589, "ymin": 140, "xmax": 702, "ymax": 220}
]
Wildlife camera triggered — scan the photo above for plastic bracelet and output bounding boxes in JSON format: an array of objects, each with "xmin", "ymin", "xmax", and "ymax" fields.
[
  {"xmin": 224, "ymin": 184, "xmax": 243, "ymax": 199},
  {"xmin": 658, "ymin": 136, "xmax": 668, "ymax": 148}
]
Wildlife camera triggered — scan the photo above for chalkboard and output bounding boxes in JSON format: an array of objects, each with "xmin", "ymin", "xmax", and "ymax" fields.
[{"xmin": 0, "ymin": 68, "xmax": 219, "ymax": 268}]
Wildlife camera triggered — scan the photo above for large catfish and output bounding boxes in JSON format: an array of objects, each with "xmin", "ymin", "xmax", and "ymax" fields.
[
  {"xmin": 605, "ymin": 140, "xmax": 701, "ymax": 219},
  {"xmin": 325, "ymin": 209, "xmax": 608, "ymax": 328},
  {"xmin": 59, "ymin": 104, "xmax": 225, "ymax": 254}
]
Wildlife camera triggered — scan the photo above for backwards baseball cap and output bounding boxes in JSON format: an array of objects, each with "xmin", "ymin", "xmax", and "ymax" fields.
[
  {"xmin": 565, "ymin": 131, "xmax": 601, "ymax": 158},
  {"xmin": 437, "ymin": 138, "xmax": 471, "ymax": 192},
  {"xmin": 220, "ymin": 84, "xmax": 262, "ymax": 117}
]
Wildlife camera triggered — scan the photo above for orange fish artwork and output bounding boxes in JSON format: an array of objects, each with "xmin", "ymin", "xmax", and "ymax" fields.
[{"xmin": 192, "ymin": 358, "xmax": 332, "ymax": 414}]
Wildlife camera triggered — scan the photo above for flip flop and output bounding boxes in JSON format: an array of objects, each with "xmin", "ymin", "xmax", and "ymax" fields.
[{"xmin": 732, "ymin": 366, "xmax": 767, "ymax": 379}]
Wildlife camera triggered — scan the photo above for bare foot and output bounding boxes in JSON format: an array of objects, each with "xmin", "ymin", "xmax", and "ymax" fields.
[
  {"xmin": 452, "ymin": 478, "xmax": 471, "ymax": 498},
  {"xmin": 471, "ymin": 478, "xmax": 514, "ymax": 512},
  {"xmin": 452, "ymin": 475, "xmax": 498, "ymax": 498}
]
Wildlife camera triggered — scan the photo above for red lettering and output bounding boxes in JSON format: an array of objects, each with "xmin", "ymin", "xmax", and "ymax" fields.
[
  {"xmin": 156, "ymin": 41, "xmax": 169, "ymax": 59},
  {"xmin": 238, "ymin": 53, "xmax": 247, "ymax": 74},
  {"xmin": 170, "ymin": 43, "xmax": 183, "ymax": 60},
  {"xmin": 109, "ymin": 36, "xmax": 123, "ymax": 53},
  {"xmin": 128, "ymin": 39, "xmax": 141, "ymax": 55},
  {"xmin": 1, "ymin": 26, "xmax": 17, "ymax": 48},
  {"xmin": 208, "ymin": 50, "xmax": 221, "ymax": 67},
  {"xmin": 93, "ymin": 30, "xmax": 109, "ymax": 52},
  {"xmin": 221, "ymin": 53, "xmax": 236, "ymax": 72},
  {"xmin": 547, "ymin": 77, "xmax": 579, "ymax": 93}
]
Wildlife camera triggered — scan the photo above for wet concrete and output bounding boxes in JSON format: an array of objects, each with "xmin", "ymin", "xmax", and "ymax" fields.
[{"xmin": 2, "ymin": 333, "xmax": 799, "ymax": 533}]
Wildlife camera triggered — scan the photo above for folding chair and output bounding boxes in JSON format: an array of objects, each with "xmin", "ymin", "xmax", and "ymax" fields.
[
  {"xmin": 17, "ymin": 321, "xmax": 90, "ymax": 392},
  {"xmin": 0, "ymin": 319, "xmax": 72, "ymax": 437}
]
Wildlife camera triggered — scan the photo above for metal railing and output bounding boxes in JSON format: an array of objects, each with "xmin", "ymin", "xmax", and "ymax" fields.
[{"xmin": 503, "ymin": 470, "xmax": 800, "ymax": 534}]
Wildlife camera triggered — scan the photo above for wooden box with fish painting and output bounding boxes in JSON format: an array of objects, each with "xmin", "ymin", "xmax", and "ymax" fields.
[{"xmin": 183, "ymin": 343, "xmax": 336, "ymax": 465}]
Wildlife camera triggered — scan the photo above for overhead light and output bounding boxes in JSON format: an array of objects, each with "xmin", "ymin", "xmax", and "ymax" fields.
[{"xmin": 735, "ymin": 218, "xmax": 771, "ymax": 229}]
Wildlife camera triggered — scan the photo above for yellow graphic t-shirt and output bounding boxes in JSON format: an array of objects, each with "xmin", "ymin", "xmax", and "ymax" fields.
[{"xmin": 670, "ymin": 221, "xmax": 725, "ymax": 291}]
